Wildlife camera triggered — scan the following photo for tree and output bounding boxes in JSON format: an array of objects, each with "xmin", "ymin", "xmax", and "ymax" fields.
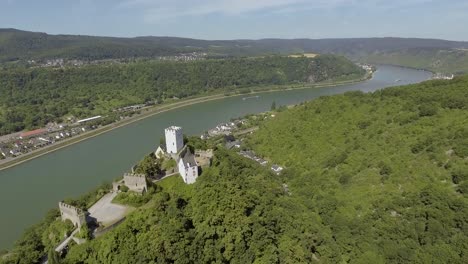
[
  {"xmin": 271, "ymin": 101, "xmax": 277, "ymax": 111},
  {"xmin": 48, "ymin": 248, "xmax": 61, "ymax": 264},
  {"xmin": 135, "ymin": 155, "xmax": 162, "ymax": 177}
]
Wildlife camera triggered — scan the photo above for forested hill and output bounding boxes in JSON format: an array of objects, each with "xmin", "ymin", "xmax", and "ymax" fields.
[
  {"xmin": 1, "ymin": 28, "xmax": 468, "ymax": 62},
  {"xmin": 53, "ymin": 77, "xmax": 468, "ymax": 263},
  {"xmin": 0, "ymin": 55, "xmax": 364, "ymax": 135},
  {"xmin": 363, "ymin": 47, "xmax": 468, "ymax": 75}
]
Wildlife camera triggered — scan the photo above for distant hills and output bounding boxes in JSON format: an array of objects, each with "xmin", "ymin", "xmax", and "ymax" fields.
[
  {"xmin": 1, "ymin": 28, "xmax": 468, "ymax": 73},
  {"xmin": 363, "ymin": 47, "xmax": 468, "ymax": 75}
]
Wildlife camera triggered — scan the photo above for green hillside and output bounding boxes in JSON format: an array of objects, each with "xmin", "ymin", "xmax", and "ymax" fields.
[
  {"xmin": 2, "ymin": 28, "xmax": 468, "ymax": 63},
  {"xmin": 0, "ymin": 55, "xmax": 364, "ymax": 135},
  {"xmin": 3, "ymin": 76, "xmax": 464, "ymax": 263},
  {"xmin": 363, "ymin": 48, "xmax": 468, "ymax": 74}
]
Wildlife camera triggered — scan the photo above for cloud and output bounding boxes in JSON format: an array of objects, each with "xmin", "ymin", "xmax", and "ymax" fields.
[
  {"xmin": 116, "ymin": 0, "xmax": 454, "ymax": 23},
  {"xmin": 117, "ymin": 0, "xmax": 351, "ymax": 22}
]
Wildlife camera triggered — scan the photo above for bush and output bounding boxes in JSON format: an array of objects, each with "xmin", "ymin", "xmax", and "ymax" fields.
[
  {"xmin": 120, "ymin": 185, "xmax": 129, "ymax": 192},
  {"xmin": 419, "ymin": 103, "xmax": 438, "ymax": 117},
  {"xmin": 112, "ymin": 188, "xmax": 156, "ymax": 207},
  {"xmin": 457, "ymin": 181, "xmax": 468, "ymax": 195}
]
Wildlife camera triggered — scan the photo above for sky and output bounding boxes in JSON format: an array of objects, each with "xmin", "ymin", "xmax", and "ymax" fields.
[{"xmin": 0, "ymin": 0, "xmax": 467, "ymax": 40}]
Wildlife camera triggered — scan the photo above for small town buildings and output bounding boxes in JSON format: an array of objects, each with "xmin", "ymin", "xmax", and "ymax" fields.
[
  {"xmin": 224, "ymin": 135, "xmax": 241, "ymax": 149},
  {"xmin": 177, "ymin": 147, "xmax": 199, "ymax": 184},
  {"xmin": 9, "ymin": 148, "xmax": 22, "ymax": 157},
  {"xmin": 77, "ymin": 116, "xmax": 102, "ymax": 124},
  {"xmin": 19, "ymin": 128, "xmax": 48, "ymax": 139},
  {"xmin": 165, "ymin": 126, "xmax": 184, "ymax": 154},
  {"xmin": 0, "ymin": 147, "xmax": 6, "ymax": 157}
]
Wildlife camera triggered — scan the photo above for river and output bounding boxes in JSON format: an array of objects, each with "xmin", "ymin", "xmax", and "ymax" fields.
[{"xmin": 0, "ymin": 65, "xmax": 431, "ymax": 250}]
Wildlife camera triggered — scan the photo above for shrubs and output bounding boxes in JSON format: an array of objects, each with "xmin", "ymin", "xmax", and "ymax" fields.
[
  {"xmin": 418, "ymin": 103, "xmax": 438, "ymax": 117},
  {"xmin": 112, "ymin": 187, "xmax": 156, "ymax": 207}
]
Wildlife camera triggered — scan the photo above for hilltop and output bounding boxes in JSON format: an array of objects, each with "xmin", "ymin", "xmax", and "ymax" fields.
[
  {"xmin": 363, "ymin": 47, "xmax": 468, "ymax": 74},
  {"xmin": 0, "ymin": 55, "xmax": 365, "ymax": 136},
  {"xmin": 62, "ymin": 76, "xmax": 467, "ymax": 263},
  {"xmin": 3, "ymin": 75, "xmax": 466, "ymax": 263},
  {"xmin": 2, "ymin": 28, "xmax": 468, "ymax": 73}
]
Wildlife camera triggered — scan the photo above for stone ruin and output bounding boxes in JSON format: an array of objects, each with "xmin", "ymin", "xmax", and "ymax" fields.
[
  {"xmin": 113, "ymin": 173, "xmax": 148, "ymax": 194},
  {"xmin": 58, "ymin": 202, "xmax": 87, "ymax": 228}
]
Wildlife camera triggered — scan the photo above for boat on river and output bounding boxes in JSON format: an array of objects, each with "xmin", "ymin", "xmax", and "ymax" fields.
[{"xmin": 242, "ymin": 95, "xmax": 260, "ymax": 100}]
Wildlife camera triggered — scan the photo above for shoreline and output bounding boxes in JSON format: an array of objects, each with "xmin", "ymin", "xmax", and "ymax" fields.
[{"xmin": 0, "ymin": 74, "xmax": 371, "ymax": 172}]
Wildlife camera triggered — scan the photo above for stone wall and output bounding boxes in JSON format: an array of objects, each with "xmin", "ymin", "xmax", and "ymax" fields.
[
  {"xmin": 123, "ymin": 173, "xmax": 148, "ymax": 194},
  {"xmin": 58, "ymin": 202, "xmax": 87, "ymax": 228}
]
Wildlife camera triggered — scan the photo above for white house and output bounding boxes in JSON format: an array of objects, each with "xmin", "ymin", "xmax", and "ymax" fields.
[
  {"xmin": 177, "ymin": 147, "xmax": 199, "ymax": 184},
  {"xmin": 271, "ymin": 165, "xmax": 284, "ymax": 174},
  {"xmin": 165, "ymin": 126, "xmax": 184, "ymax": 154},
  {"xmin": 154, "ymin": 145, "xmax": 166, "ymax": 159}
]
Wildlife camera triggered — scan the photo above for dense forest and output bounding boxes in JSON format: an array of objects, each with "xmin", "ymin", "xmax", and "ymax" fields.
[
  {"xmin": 363, "ymin": 47, "xmax": 468, "ymax": 74},
  {"xmin": 3, "ymin": 76, "xmax": 466, "ymax": 263},
  {"xmin": 0, "ymin": 55, "xmax": 364, "ymax": 135},
  {"xmin": 2, "ymin": 28, "xmax": 468, "ymax": 63}
]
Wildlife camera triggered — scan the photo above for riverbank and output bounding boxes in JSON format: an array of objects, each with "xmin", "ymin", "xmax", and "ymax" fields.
[
  {"xmin": 0, "ymin": 65, "xmax": 433, "ymax": 252},
  {"xmin": 0, "ymin": 73, "xmax": 371, "ymax": 172}
]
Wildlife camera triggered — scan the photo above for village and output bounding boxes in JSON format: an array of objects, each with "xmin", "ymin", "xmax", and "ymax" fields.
[
  {"xmin": 48, "ymin": 112, "xmax": 285, "ymax": 260},
  {"xmin": 0, "ymin": 101, "xmax": 156, "ymax": 165},
  {"xmin": 0, "ymin": 116, "xmax": 106, "ymax": 164},
  {"xmin": 25, "ymin": 52, "xmax": 209, "ymax": 69}
]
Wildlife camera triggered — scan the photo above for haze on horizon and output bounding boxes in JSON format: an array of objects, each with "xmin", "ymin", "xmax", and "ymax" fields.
[{"xmin": 1, "ymin": 0, "xmax": 467, "ymax": 41}]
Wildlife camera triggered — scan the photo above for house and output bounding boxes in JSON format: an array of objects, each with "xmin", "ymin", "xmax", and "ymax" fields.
[
  {"xmin": 224, "ymin": 134, "xmax": 236, "ymax": 143},
  {"xmin": 19, "ymin": 128, "xmax": 48, "ymax": 139},
  {"xmin": 9, "ymin": 148, "xmax": 22, "ymax": 157},
  {"xmin": 76, "ymin": 116, "xmax": 102, "ymax": 124},
  {"xmin": 154, "ymin": 145, "xmax": 166, "ymax": 159},
  {"xmin": 0, "ymin": 147, "xmax": 6, "ymax": 157},
  {"xmin": 225, "ymin": 140, "xmax": 241, "ymax": 149},
  {"xmin": 177, "ymin": 147, "xmax": 199, "ymax": 184},
  {"xmin": 258, "ymin": 159, "xmax": 268, "ymax": 166},
  {"xmin": 271, "ymin": 165, "xmax": 284, "ymax": 174}
]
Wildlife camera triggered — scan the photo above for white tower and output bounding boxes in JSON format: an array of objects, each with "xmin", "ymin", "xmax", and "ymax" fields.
[{"xmin": 165, "ymin": 126, "xmax": 184, "ymax": 154}]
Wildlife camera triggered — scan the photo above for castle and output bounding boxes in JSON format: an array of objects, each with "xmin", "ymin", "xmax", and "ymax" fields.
[
  {"xmin": 165, "ymin": 126, "xmax": 184, "ymax": 154},
  {"xmin": 113, "ymin": 173, "xmax": 148, "ymax": 194},
  {"xmin": 58, "ymin": 202, "xmax": 87, "ymax": 228},
  {"xmin": 177, "ymin": 146, "xmax": 199, "ymax": 184},
  {"xmin": 163, "ymin": 126, "xmax": 199, "ymax": 184}
]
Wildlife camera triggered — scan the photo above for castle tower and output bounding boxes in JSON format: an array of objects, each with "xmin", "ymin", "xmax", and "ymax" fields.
[
  {"xmin": 58, "ymin": 202, "xmax": 87, "ymax": 228},
  {"xmin": 165, "ymin": 126, "xmax": 184, "ymax": 154}
]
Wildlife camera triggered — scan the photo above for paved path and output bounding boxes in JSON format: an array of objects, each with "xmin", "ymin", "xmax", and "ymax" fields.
[
  {"xmin": 234, "ymin": 126, "xmax": 258, "ymax": 136},
  {"xmin": 153, "ymin": 172, "xmax": 178, "ymax": 183},
  {"xmin": 88, "ymin": 192, "xmax": 128, "ymax": 226},
  {"xmin": 55, "ymin": 228, "xmax": 79, "ymax": 253}
]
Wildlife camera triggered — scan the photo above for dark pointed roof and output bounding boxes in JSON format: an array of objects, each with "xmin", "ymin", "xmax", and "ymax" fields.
[{"xmin": 177, "ymin": 146, "xmax": 197, "ymax": 169}]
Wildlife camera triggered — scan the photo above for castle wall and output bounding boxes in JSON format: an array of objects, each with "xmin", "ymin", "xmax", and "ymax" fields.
[
  {"xmin": 123, "ymin": 173, "xmax": 148, "ymax": 194},
  {"xmin": 59, "ymin": 202, "xmax": 86, "ymax": 228}
]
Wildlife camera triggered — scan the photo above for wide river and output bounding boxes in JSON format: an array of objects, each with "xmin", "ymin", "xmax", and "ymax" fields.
[{"xmin": 0, "ymin": 65, "xmax": 431, "ymax": 250}]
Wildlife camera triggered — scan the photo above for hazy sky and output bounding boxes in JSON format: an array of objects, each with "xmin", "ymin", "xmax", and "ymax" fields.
[{"xmin": 1, "ymin": 0, "xmax": 467, "ymax": 40}]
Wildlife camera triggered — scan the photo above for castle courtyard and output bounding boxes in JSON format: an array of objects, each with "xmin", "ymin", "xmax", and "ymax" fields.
[{"xmin": 88, "ymin": 192, "xmax": 132, "ymax": 226}]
